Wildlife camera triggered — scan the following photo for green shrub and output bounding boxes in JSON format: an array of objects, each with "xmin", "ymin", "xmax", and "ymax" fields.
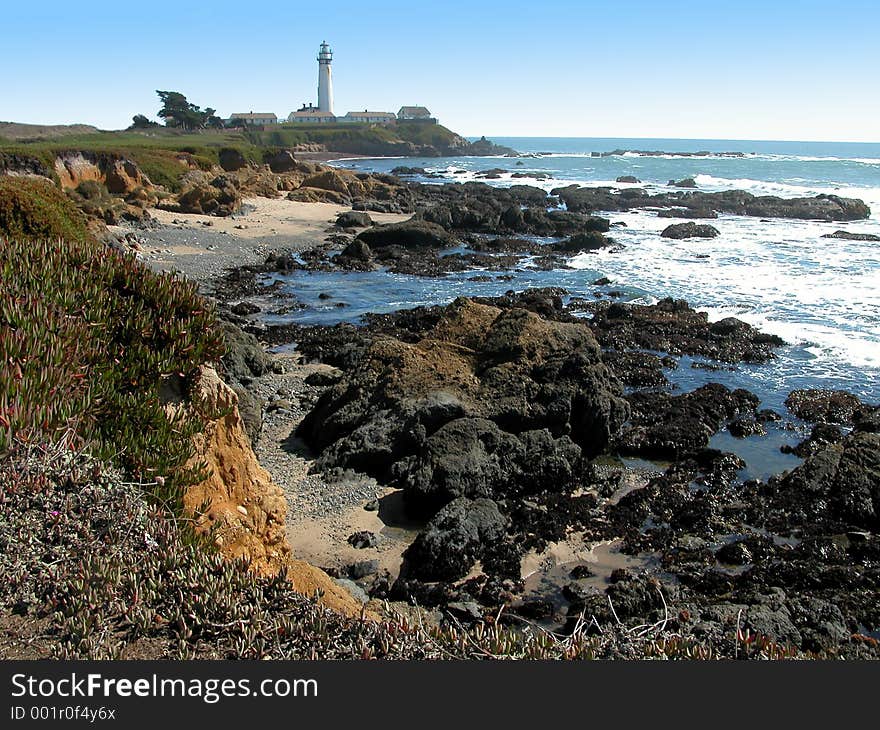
[
  {"xmin": 0, "ymin": 176, "xmax": 93, "ymax": 243},
  {"xmin": 0, "ymin": 233, "xmax": 225, "ymax": 505},
  {"xmin": 74, "ymin": 179, "xmax": 108, "ymax": 201}
]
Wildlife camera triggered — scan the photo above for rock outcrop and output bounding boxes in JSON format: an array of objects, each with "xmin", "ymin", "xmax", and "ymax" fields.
[
  {"xmin": 54, "ymin": 152, "xmax": 153, "ymax": 195},
  {"xmin": 767, "ymin": 429, "xmax": 880, "ymax": 531},
  {"xmin": 402, "ymin": 497, "xmax": 508, "ymax": 580},
  {"xmin": 356, "ymin": 219, "xmax": 454, "ymax": 249},
  {"xmin": 617, "ymin": 383, "xmax": 760, "ymax": 458},
  {"xmin": 588, "ymin": 298, "xmax": 785, "ymax": 362},
  {"xmin": 218, "ymin": 147, "xmax": 250, "ymax": 172},
  {"xmin": 785, "ymin": 389, "xmax": 869, "ymax": 424},
  {"xmin": 336, "ymin": 210, "xmax": 373, "ymax": 228},
  {"xmin": 552, "ymin": 185, "xmax": 871, "ymax": 222},
  {"xmin": 298, "ymin": 297, "xmax": 629, "ymax": 514},
  {"xmin": 661, "ymin": 222, "xmax": 720, "ymax": 239},
  {"xmin": 175, "ymin": 173, "xmax": 242, "ymax": 216},
  {"xmin": 821, "ymin": 230, "xmax": 880, "ymax": 242},
  {"xmin": 265, "ymin": 149, "xmax": 298, "ymax": 173}
]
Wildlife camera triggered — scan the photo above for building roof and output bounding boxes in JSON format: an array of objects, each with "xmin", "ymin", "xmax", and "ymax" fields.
[
  {"xmin": 344, "ymin": 110, "xmax": 396, "ymax": 118},
  {"xmin": 398, "ymin": 106, "xmax": 431, "ymax": 116},
  {"xmin": 230, "ymin": 112, "xmax": 278, "ymax": 119},
  {"xmin": 290, "ymin": 109, "xmax": 337, "ymax": 118}
]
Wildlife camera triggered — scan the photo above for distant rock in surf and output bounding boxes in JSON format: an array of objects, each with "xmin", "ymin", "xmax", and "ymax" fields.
[
  {"xmin": 661, "ymin": 222, "xmax": 720, "ymax": 239},
  {"xmin": 821, "ymin": 229, "xmax": 880, "ymax": 241}
]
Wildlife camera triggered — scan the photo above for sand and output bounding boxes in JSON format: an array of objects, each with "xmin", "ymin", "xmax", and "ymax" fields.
[
  {"xmin": 246, "ymin": 348, "xmax": 416, "ymax": 589},
  {"xmin": 117, "ymin": 196, "xmax": 409, "ymax": 284}
]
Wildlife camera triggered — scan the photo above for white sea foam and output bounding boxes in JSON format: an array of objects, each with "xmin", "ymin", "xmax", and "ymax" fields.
[
  {"xmin": 690, "ymin": 174, "xmax": 880, "ymax": 214},
  {"xmin": 568, "ymin": 209, "xmax": 880, "ymax": 374}
]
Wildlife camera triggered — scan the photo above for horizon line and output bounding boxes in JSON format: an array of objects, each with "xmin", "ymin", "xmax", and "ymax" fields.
[{"xmin": 459, "ymin": 132, "xmax": 880, "ymax": 146}]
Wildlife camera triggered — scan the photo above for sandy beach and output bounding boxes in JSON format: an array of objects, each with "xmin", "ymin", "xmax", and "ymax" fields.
[
  {"xmin": 119, "ymin": 196, "xmax": 408, "ymax": 285},
  {"xmin": 248, "ymin": 350, "xmax": 417, "ymax": 588}
]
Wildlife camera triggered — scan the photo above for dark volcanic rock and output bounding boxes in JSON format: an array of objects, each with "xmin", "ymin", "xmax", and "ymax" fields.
[
  {"xmin": 347, "ymin": 531, "xmax": 380, "ymax": 549},
  {"xmin": 785, "ymin": 389, "xmax": 867, "ymax": 424},
  {"xmin": 551, "ymin": 184, "xmax": 870, "ymax": 222},
  {"xmin": 616, "ymin": 176, "xmax": 641, "ymax": 184},
  {"xmin": 658, "ymin": 208, "xmax": 718, "ymax": 219},
  {"xmin": 304, "ymin": 369, "xmax": 343, "ymax": 387},
  {"xmin": 391, "ymin": 166, "xmax": 427, "ymax": 176},
  {"xmin": 393, "ymin": 417, "xmax": 582, "ymax": 512},
  {"xmin": 402, "ymin": 497, "xmax": 508, "ymax": 581},
  {"xmin": 230, "ymin": 301, "xmax": 261, "ymax": 316},
  {"xmin": 670, "ymin": 178, "xmax": 698, "ymax": 188},
  {"xmin": 588, "ymin": 298, "xmax": 784, "ymax": 362},
  {"xmin": 821, "ymin": 229, "xmax": 880, "ymax": 241},
  {"xmin": 356, "ymin": 219, "xmax": 454, "ymax": 249},
  {"xmin": 411, "ymin": 181, "xmax": 618, "ymax": 238},
  {"xmin": 766, "ymin": 431, "xmax": 880, "ymax": 531},
  {"xmin": 557, "ymin": 231, "xmax": 612, "ymax": 252},
  {"xmin": 297, "ymin": 297, "xmax": 629, "ymax": 512},
  {"xmin": 617, "ymin": 384, "xmax": 760, "ymax": 458},
  {"xmin": 336, "ymin": 210, "xmax": 373, "ymax": 228},
  {"xmin": 661, "ymin": 222, "xmax": 720, "ymax": 239},
  {"xmin": 781, "ymin": 422, "xmax": 844, "ymax": 457},
  {"xmin": 334, "ymin": 239, "xmax": 376, "ymax": 270},
  {"xmin": 602, "ymin": 351, "xmax": 670, "ymax": 388},
  {"xmin": 231, "ymin": 383, "xmax": 263, "ymax": 444},
  {"xmin": 219, "ymin": 320, "xmax": 270, "ymax": 383},
  {"xmin": 728, "ymin": 416, "xmax": 767, "ymax": 438}
]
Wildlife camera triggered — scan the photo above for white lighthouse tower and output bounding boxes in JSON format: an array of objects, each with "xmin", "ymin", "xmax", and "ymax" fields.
[{"xmin": 317, "ymin": 41, "xmax": 334, "ymax": 115}]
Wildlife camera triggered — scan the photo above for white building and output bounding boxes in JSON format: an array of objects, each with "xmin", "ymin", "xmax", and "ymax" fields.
[
  {"xmin": 288, "ymin": 104, "xmax": 337, "ymax": 123},
  {"xmin": 341, "ymin": 110, "xmax": 396, "ymax": 124},
  {"xmin": 228, "ymin": 112, "xmax": 278, "ymax": 126},
  {"xmin": 397, "ymin": 106, "xmax": 434, "ymax": 121}
]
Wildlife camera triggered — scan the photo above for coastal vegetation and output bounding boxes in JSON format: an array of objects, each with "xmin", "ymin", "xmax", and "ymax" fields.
[
  {"xmin": 0, "ymin": 176, "xmax": 93, "ymax": 242},
  {"xmin": 0, "ymin": 119, "xmax": 508, "ymax": 194},
  {"xmin": 0, "ymin": 213, "xmax": 225, "ymax": 506}
]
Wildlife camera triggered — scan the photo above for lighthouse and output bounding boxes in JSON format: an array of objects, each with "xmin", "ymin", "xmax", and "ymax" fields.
[{"xmin": 317, "ymin": 41, "xmax": 334, "ymax": 115}]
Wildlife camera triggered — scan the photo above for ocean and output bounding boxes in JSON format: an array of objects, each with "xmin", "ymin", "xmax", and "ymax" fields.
[{"xmin": 263, "ymin": 137, "xmax": 880, "ymax": 474}]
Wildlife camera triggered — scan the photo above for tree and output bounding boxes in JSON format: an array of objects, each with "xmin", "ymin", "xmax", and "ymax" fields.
[
  {"xmin": 156, "ymin": 91, "xmax": 222, "ymax": 131},
  {"xmin": 128, "ymin": 114, "xmax": 159, "ymax": 130}
]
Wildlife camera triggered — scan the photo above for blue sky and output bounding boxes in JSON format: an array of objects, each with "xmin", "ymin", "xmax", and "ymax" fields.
[{"xmin": 2, "ymin": 0, "xmax": 877, "ymax": 141}]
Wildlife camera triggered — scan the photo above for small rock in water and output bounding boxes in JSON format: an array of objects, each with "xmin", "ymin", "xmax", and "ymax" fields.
[
  {"xmin": 728, "ymin": 416, "xmax": 767, "ymax": 438},
  {"xmin": 363, "ymin": 499, "xmax": 380, "ymax": 512},
  {"xmin": 716, "ymin": 540, "xmax": 753, "ymax": 565}
]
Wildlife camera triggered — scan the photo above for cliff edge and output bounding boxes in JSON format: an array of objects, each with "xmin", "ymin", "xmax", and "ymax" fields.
[{"xmin": 183, "ymin": 366, "xmax": 366, "ymax": 617}]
